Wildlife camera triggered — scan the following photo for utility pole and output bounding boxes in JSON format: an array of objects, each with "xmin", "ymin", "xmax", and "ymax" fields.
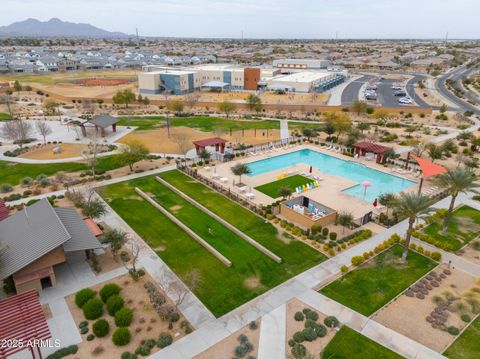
[{"xmin": 136, "ymin": 28, "xmax": 140, "ymax": 49}]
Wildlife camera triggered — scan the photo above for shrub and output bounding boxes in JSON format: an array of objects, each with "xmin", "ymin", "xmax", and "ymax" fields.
[
  {"xmin": 80, "ymin": 326, "xmax": 88, "ymax": 335},
  {"xmin": 431, "ymin": 252, "xmax": 442, "ymax": 261},
  {"xmin": 314, "ymin": 323, "xmax": 327, "ymax": 337},
  {"xmin": 304, "ymin": 319, "xmax": 316, "ymax": 328},
  {"xmin": 87, "ymin": 334, "xmax": 95, "ymax": 341},
  {"xmin": 239, "ymin": 334, "xmax": 248, "ymax": 344},
  {"xmin": 100, "ymin": 283, "xmax": 121, "ymax": 303},
  {"xmin": 157, "ymin": 333, "xmax": 173, "ymax": 348},
  {"xmin": 0, "ymin": 184, "xmax": 13, "ymax": 193},
  {"xmin": 329, "ymin": 232, "xmax": 337, "ymax": 241},
  {"xmin": 302, "ymin": 327, "xmax": 317, "ymax": 342},
  {"xmin": 351, "ymin": 256, "xmax": 365, "ymax": 266},
  {"xmin": 322, "ymin": 228, "xmax": 329, "ymax": 236},
  {"xmin": 293, "ymin": 331, "xmax": 305, "ymax": 343},
  {"xmin": 291, "ymin": 343, "xmax": 306, "ymax": 359},
  {"xmin": 106, "ymin": 295, "xmax": 124, "ymax": 316},
  {"xmin": 248, "ymin": 321, "xmax": 258, "ymax": 330},
  {"xmin": 21, "ymin": 177, "xmax": 33, "ymax": 186},
  {"xmin": 112, "ymin": 328, "xmax": 131, "ymax": 346},
  {"xmin": 311, "ymin": 225, "xmax": 322, "ymax": 235},
  {"xmin": 294, "ymin": 311, "xmax": 304, "ymax": 321},
  {"xmin": 234, "ymin": 345, "xmax": 246, "ymax": 357},
  {"xmin": 340, "ymin": 265, "xmax": 348, "ymax": 273},
  {"xmin": 461, "ymin": 314, "xmax": 471, "ymax": 323},
  {"xmin": 115, "ymin": 307, "xmax": 133, "ymax": 327},
  {"xmin": 324, "ymin": 316, "xmax": 339, "ymax": 328},
  {"xmin": 45, "ymin": 345, "xmax": 78, "ymax": 359},
  {"xmin": 121, "ymin": 352, "xmax": 137, "ymax": 359},
  {"xmin": 447, "ymin": 326, "xmax": 460, "ymax": 336},
  {"xmin": 75, "ymin": 288, "xmax": 95, "ymax": 308},
  {"xmin": 83, "ymin": 298, "xmax": 103, "ymax": 320},
  {"xmin": 92, "ymin": 319, "xmax": 110, "ymax": 337},
  {"xmin": 305, "ymin": 310, "xmax": 319, "ymax": 321}
]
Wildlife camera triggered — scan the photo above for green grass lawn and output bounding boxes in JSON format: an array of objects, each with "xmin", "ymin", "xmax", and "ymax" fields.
[
  {"xmin": 319, "ymin": 245, "xmax": 436, "ymax": 316},
  {"xmin": 254, "ymin": 175, "xmax": 313, "ymax": 198},
  {"xmin": 0, "ymin": 113, "xmax": 12, "ymax": 121},
  {"xmin": 117, "ymin": 116, "xmax": 321, "ymax": 131},
  {"xmin": 443, "ymin": 315, "xmax": 480, "ymax": 359},
  {"xmin": 0, "ymin": 155, "xmax": 125, "ymax": 186},
  {"xmin": 321, "ymin": 326, "xmax": 405, "ymax": 359},
  {"xmin": 100, "ymin": 171, "xmax": 326, "ymax": 316},
  {"xmin": 423, "ymin": 206, "xmax": 480, "ymax": 251}
]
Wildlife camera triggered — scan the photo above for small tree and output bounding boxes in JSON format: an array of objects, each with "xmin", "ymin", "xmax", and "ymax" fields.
[
  {"xmin": 81, "ymin": 131, "xmax": 102, "ymax": 176},
  {"xmin": 278, "ymin": 186, "xmax": 293, "ymax": 200},
  {"xmin": 43, "ymin": 99, "xmax": 58, "ymax": 115},
  {"xmin": 0, "ymin": 119, "xmax": 33, "ymax": 148},
  {"xmin": 103, "ymin": 229, "xmax": 128, "ymax": 258},
  {"xmin": 337, "ymin": 212, "xmax": 354, "ymax": 233},
  {"xmin": 184, "ymin": 93, "xmax": 200, "ymax": 110},
  {"xmin": 357, "ymin": 122, "xmax": 370, "ymax": 133},
  {"xmin": 13, "ymin": 80, "xmax": 22, "ymax": 92},
  {"xmin": 231, "ymin": 163, "xmax": 251, "ymax": 184},
  {"xmin": 81, "ymin": 198, "xmax": 107, "ymax": 219},
  {"xmin": 168, "ymin": 99, "xmax": 184, "ymax": 115},
  {"xmin": 439, "ymin": 104, "xmax": 447, "ymax": 114},
  {"xmin": 427, "ymin": 144, "xmax": 443, "ymax": 163},
  {"xmin": 112, "ymin": 90, "xmax": 135, "ymax": 108},
  {"xmin": 119, "ymin": 140, "xmax": 149, "ymax": 172},
  {"xmin": 246, "ymin": 94, "xmax": 262, "ymax": 112},
  {"xmin": 218, "ymin": 102, "xmax": 236, "ymax": 117},
  {"xmin": 171, "ymin": 133, "xmax": 190, "ymax": 161},
  {"xmin": 378, "ymin": 193, "xmax": 395, "ymax": 216},
  {"xmin": 351, "ymin": 100, "xmax": 368, "ymax": 116},
  {"xmin": 35, "ymin": 121, "xmax": 52, "ymax": 144}
]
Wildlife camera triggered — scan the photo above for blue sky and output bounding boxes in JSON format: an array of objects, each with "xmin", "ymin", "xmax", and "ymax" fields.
[{"xmin": 1, "ymin": 0, "xmax": 479, "ymax": 39}]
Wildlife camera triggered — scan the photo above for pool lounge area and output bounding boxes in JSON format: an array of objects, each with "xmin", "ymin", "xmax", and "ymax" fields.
[
  {"xmin": 280, "ymin": 196, "xmax": 337, "ymax": 229},
  {"xmin": 247, "ymin": 149, "xmax": 416, "ymax": 202}
]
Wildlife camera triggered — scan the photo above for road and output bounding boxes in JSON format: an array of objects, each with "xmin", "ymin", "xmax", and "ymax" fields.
[
  {"xmin": 435, "ymin": 65, "xmax": 480, "ymax": 115},
  {"xmin": 405, "ymin": 75, "xmax": 433, "ymax": 108},
  {"xmin": 341, "ymin": 75, "xmax": 372, "ymax": 106}
]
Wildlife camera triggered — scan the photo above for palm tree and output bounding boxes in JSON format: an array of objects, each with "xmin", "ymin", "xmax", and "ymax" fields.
[
  {"xmin": 427, "ymin": 144, "xmax": 443, "ymax": 163},
  {"xmin": 378, "ymin": 193, "xmax": 395, "ymax": 216},
  {"xmin": 391, "ymin": 192, "xmax": 434, "ymax": 261},
  {"xmin": 434, "ymin": 168, "xmax": 479, "ymax": 234},
  {"xmin": 230, "ymin": 163, "xmax": 251, "ymax": 185}
]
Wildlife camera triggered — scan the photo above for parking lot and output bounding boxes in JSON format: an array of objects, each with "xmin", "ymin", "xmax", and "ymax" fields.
[{"xmin": 362, "ymin": 77, "xmax": 416, "ymax": 108}]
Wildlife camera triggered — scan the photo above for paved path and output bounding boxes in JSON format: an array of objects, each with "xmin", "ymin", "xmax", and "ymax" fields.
[
  {"xmin": 257, "ymin": 304, "xmax": 286, "ymax": 359},
  {"xmin": 327, "ymin": 75, "xmax": 361, "ymax": 106}
]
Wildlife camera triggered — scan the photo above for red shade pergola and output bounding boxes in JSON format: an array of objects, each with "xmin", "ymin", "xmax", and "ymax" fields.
[
  {"xmin": 0, "ymin": 200, "xmax": 8, "ymax": 221},
  {"xmin": 412, "ymin": 155, "xmax": 447, "ymax": 194},
  {"xmin": 354, "ymin": 141, "xmax": 392, "ymax": 163},
  {"xmin": 192, "ymin": 137, "xmax": 227, "ymax": 155},
  {"xmin": 0, "ymin": 290, "xmax": 52, "ymax": 359}
]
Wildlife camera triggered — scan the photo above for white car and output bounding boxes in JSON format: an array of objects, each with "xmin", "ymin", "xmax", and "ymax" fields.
[{"xmin": 398, "ymin": 97, "xmax": 413, "ymax": 104}]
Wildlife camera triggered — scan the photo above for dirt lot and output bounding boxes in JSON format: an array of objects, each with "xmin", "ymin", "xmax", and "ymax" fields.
[
  {"xmin": 65, "ymin": 273, "xmax": 191, "ymax": 359},
  {"xmin": 285, "ymin": 298, "xmax": 337, "ymax": 357},
  {"xmin": 194, "ymin": 321, "xmax": 261, "ymax": 359},
  {"xmin": 373, "ymin": 265, "xmax": 477, "ymax": 353},
  {"xmin": 119, "ymin": 127, "xmax": 280, "ymax": 153},
  {"xmin": 19, "ymin": 143, "xmax": 89, "ymax": 160}
]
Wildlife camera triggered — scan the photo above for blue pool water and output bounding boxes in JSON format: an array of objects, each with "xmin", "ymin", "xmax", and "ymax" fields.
[{"xmin": 247, "ymin": 149, "xmax": 415, "ymax": 202}]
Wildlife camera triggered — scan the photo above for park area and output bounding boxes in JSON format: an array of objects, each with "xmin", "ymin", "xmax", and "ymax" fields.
[
  {"xmin": 420, "ymin": 206, "xmax": 480, "ymax": 252},
  {"xmin": 444, "ymin": 316, "xmax": 480, "ymax": 359},
  {"xmin": 254, "ymin": 175, "xmax": 312, "ymax": 199},
  {"xmin": 319, "ymin": 245, "xmax": 436, "ymax": 316},
  {"xmin": 98, "ymin": 170, "xmax": 326, "ymax": 316}
]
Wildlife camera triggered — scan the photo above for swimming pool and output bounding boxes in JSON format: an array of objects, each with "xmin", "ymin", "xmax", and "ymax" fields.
[{"xmin": 247, "ymin": 149, "xmax": 415, "ymax": 202}]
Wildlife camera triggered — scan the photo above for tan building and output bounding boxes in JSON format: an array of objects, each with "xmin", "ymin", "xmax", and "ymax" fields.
[
  {"xmin": 279, "ymin": 196, "xmax": 337, "ymax": 230},
  {"xmin": 0, "ymin": 199, "xmax": 102, "ymax": 294}
]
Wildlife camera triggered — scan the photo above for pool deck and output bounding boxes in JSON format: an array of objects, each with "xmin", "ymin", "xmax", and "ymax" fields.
[{"xmin": 198, "ymin": 144, "xmax": 425, "ymax": 220}]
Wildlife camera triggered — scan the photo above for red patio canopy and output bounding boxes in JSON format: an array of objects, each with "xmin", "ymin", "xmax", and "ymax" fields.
[
  {"xmin": 0, "ymin": 290, "xmax": 51, "ymax": 359},
  {"xmin": 412, "ymin": 155, "xmax": 447, "ymax": 178},
  {"xmin": 354, "ymin": 141, "xmax": 392, "ymax": 163},
  {"xmin": 192, "ymin": 137, "xmax": 227, "ymax": 155},
  {"xmin": 412, "ymin": 155, "xmax": 447, "ymax": 194}
]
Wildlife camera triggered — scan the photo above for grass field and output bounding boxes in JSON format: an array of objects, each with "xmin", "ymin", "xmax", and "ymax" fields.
[
  {"xmin": 0, "ymin": 113, "xmax": 11, "ymax": 121},
  {"xmin": 0, "ymin": 70, "xmax": 137, "ymax": 85},
  {"xmin": 100, "ymin": 171, "xmax": 325, "ymax": 316},
  {"xmin": 443, "ymin": 315, "xmax": 480, "ymax": 359},
  {"xmin": 254, "ymin": 175, "xmax": 312, "ymax": 198},
  {"xmin": 0, "ymin": 155, "xmax": 126, "ymax": 185},
  {"xmin": 423, "ymin": 206, "xmax": 480, "ymax": 251},
  {"xmin": 319, "ymin": 245, "xmax": 436, "ymax": 316},
  {"xmin": 321, "ymin": 326, "xmax": 404, "ymax": 359},
  {"xmin": 117, "ymin": 116, "xmax": 321, "ymax": 132}
]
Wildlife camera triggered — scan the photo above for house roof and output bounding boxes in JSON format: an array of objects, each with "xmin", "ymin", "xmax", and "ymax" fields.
[
  {"xmin": 0, "ymin": 199, "xmax": 101, "ymax": 280},
  {"xmin": 354, "ymin": 141, "xmax": 391, "ymax": 154},
  {"xmin": 86, "ymin": 115, "xmax": 118, "ymax": 128}
]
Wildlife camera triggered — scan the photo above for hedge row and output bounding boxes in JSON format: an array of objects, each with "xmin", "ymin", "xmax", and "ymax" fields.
[{"xmin": 411, "ymin": 230, "xmax": 454, "ymax": 252}]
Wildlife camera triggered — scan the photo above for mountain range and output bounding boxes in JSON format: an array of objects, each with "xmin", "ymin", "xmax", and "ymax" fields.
[{"xmin": 0, "ymin": 18, "xmax": 131, "ymax": 38}]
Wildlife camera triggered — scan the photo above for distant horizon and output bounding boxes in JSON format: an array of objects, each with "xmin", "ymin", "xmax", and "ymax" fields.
[{"xmin": 1, "ymin": 0, "xmax": 479, "ymax": 39}]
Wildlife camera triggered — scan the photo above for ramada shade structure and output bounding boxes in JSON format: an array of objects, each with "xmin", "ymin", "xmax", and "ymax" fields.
[
  {"xmin": 80, "ymin": 115, "xmax": 119, "ymax": 137},
  {"xmin": 354, "ymin": 141, "xmax": 392, "ymax": 163},
  {"xmin": 192, "ymin": 137, "xmax": 227, "ymax": 155},
  {"xmin": 412, "ymin": 155, "xmax": 447, "ymax": 194},
  {"xmin": 0, "ymin": 290, "xmax": 51, "ymax": 359}
]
